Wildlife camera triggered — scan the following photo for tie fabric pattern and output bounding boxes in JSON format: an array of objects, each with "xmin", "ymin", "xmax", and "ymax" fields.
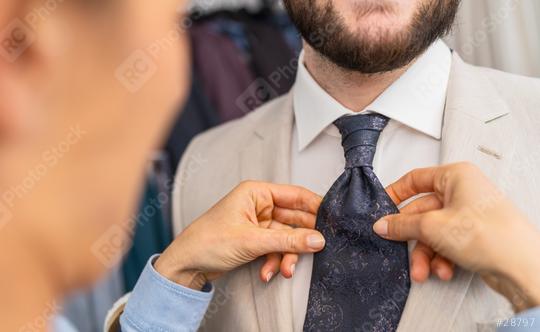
[{"xmin": 303, "ymin": 114, "xmax": 410, "ymax": 332}]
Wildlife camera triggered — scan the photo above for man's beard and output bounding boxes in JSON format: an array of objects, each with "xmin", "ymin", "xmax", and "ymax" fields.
[{"xmin": 283, "ymin": 0, "xmax": 460, "ymax": 74}]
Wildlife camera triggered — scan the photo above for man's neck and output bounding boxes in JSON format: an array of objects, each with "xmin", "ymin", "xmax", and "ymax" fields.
[
  {"xmin": 0, "ymin": 228, "xmax": 61, "ymax": 331},
  {"xmin": 303, "ymin": 44, "xmax": 412, "ymax": 112}
]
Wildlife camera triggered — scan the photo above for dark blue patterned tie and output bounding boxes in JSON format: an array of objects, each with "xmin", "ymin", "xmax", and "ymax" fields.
[{"xmin": 303, "ymin": 114, "xmax": 410, "ymax": 332}]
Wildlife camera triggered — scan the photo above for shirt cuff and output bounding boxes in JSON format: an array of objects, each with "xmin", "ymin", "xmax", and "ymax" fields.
[
  {"xmin": 120, "ymin": 254, "xmax": 214, "ymax": 332},
  {"xmin": 497, "ymin": 307, "xmax": 540, "ymax": 331}
]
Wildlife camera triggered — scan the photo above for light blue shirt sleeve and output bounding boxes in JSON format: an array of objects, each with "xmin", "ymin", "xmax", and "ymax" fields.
[
  {"xmin": 497, "ymin": 307, "xmax": 540, "ymax": 332},
  {"xmin": 51, "ymin": 315, "xmax": 78, "ymax": 332},
  {"xmin": 119, "ymin": 255, "xmax": 214, "ymax": 332}
]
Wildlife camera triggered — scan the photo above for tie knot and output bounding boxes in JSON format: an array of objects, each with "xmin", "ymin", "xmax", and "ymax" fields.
[{"xmin": 334, "ymin": 114, "xmax": 389, "ymax": 168}]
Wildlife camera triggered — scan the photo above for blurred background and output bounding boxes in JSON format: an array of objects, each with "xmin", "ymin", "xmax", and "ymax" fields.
[
  {"xmin": 60, "ymin": 0, "xmax": 540, "ymax": 330},
  {"xmin": 447, "ymin": 0, "xmax": 540, "ymax": 77}
]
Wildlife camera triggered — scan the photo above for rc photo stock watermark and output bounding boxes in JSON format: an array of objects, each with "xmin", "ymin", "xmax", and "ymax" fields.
[
  {"xmin": 115, "ymin": 14, "xmax": 193, "ymax": 94},
  {"xmin": 0, "ymin": 0, "xmax": 65, "ymax": 63},
  {"xmin": 91, "ymin": 151, "xmax": 208, "ymax": 268},
  {"xmin": 18, "ymin": 300, "xmax": 62, "ymax": 332},
  {"xmin": 91, "ymin": 194, "xmax": 168, "ymax": 269}
]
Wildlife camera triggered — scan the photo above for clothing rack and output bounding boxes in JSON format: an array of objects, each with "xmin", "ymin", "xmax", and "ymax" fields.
[{"xmin": 188, "ymin": 0, "xmax": 282, "ymax": 14}]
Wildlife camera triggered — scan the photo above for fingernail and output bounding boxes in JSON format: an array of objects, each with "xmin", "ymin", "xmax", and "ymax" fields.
[
  {"xmin": 373, "ymin": 219, "xmax": 388, "ymax": 237},
  {"xmin": 266, "ymin": 272, "xmax": 274, "ymax": 283},
  {"xmin": 290, "ymin": 264, "xmax": 296, "ymax": 276},
  {"xmin": 307, "ymin": 234, "xmax": 325, "ymax": 249}
]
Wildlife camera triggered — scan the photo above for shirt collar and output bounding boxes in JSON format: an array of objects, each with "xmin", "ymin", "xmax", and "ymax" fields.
[{"xmin": 293, "ymin": 39, "xmax": 452, "ymax": 151}]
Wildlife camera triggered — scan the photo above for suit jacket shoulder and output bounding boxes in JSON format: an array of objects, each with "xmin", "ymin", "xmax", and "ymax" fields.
[
  {"xmin": 481, "ymin": 65, "xmax": 540, "ymax": 100},
  {"xmin": 447, "ymin": 57, "xmax": 540, "ymax": 227},
  {"xmin": 187, "ymin": 94, "xmax": 290, "ymax": 149}
]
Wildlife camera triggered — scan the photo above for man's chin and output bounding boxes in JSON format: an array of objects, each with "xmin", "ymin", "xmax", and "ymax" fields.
[
  {"xmin": 346, "ymin": 0, "xmax": 399, "ymax": 14},
  {"xmin": 349, "ymin": 24, "xmax": 411, "ymax": 45}
]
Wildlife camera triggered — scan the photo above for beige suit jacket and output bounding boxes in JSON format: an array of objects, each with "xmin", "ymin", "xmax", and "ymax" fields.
[{"xmin": 105, "ymin": 54, "xmax": 540, "ymax": 332}]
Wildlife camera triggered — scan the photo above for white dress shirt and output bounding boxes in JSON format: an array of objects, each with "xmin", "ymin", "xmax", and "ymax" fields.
[{"xmin": 290, "ymin": 39, "xmax": 452, "ymax": 332}]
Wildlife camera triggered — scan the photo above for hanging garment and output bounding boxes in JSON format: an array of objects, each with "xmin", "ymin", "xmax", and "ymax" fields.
[
  {"xmin": 212, "ymin": 17, "xmax": 251, "ymax": 55},
  {"xmin": 272, "ymin": 11, "xmax": 303, "ymax": 54},
  {"xmin": 242, "ymin": 9, "xmax": 297, "ymax": 95},
  {"xmin": 149, "ymin": 151, "xmax": 174, "ymax": 232},
  {"xmin": 164, "ymin": 72, "xmax": 220, "ymax": 174},
  {"xmin": 190, "ymin": 20, "xmax": 256, "ymax": 122},
  {"xmin": 189, "ymin": 9, "xmax": 300, "ymax": 122}
]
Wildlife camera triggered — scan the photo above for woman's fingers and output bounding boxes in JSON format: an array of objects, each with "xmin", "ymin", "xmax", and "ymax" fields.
[
  {"xmin": 410, "ymin": 242, "xmax": 434, "ymax": 282},
  {"xmin": 280, "ymin": 253, "xmax": 298, "ymax": 279},
  {"xmin": 380, "ymin": 192, "xmax": 454, "ymax": 283},
  {"xmin": 431, "ymin": 254, "xmax": 454, "ymax": 281},
  {"xmin": 266, "ymin": 222, "xmax": 297, "ymax": 279},
  {"xmin": 260, "ymin": 221, "xmax": 322, "ymax": 282},
  {"xmin": 386, "ymin": 167, "xmax": 440, "ymax": 206},
  {"xmin": 264, "ymin": 183, "xmax": 322, "ymax": 214},
  {"xmin": 373, "ymin": 210, "xmax": 441, "ymax": 243},
  {"xmin": 410, "ymin": 243, "xmax": 454, "ymax": 283},
  {"xmin": 259, "ymin": 221, "xmax": 289, "ymax": 283},
  {"xmin": 260, "ymin": 253, "xmax": 281, "ymax": 283},
  {"xmin": 375, "ymin": 194, "xmax": 441, "ymax": 241},
  {"xmin": 399, "ymin": 194, "xmax": 442, "ymax": 214},
  {"xmin": 238, "ymin": 182, "xmax": 321, "ymax": 228},
  {"xmin": 272, "ymin": 207, "xmax": 317, "ymax": 229}
]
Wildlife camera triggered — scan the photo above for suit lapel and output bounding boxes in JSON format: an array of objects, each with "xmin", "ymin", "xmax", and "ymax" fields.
[
  {"xmin": 398, "ymin": 54, "xmax": 517, "ymax": 332},
  {"xmin": 240, "ymin": 95, "xmax": 295, "ymax": 332},
  {"xmin": 440, "ymin": 54, "xmax": 516, "ymax": 183}
]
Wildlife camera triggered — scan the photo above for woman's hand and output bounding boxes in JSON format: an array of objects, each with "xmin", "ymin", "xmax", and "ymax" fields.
[
  {"xmin": 373, "ymin": 162, "xmax": 540, "ymax": 311},
  {"xmin": 154, "ymin": 181, "xmax": 325, "ymax": 290}
]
